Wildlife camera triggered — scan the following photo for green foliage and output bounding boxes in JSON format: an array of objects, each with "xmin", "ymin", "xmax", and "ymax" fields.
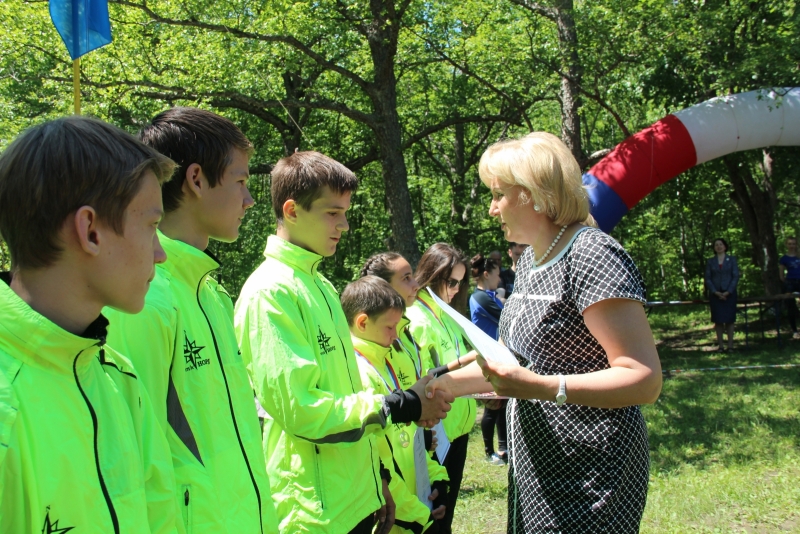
[{"xmin": 0, "ymin": 0, "xmax": 798, "ymax": 298}]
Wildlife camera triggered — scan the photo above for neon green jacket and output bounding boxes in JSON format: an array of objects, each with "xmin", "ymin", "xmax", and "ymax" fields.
[
  {"xmin": 234, "ymin": 236, "xmax": 386, "ymax": 533},
  {"xmin": 0, "ymin": 275, "xmax": 178, "ymax": 534},
  {"xmin": 106, "ymin": 233, "xmax": 277, "ymax": 534},
  {"xmin": 392, "ymin": 316, "xmax": 449, "ymax": 492},
  {"xmin": 393, "ymin": 316, "xmax": 449, "ymax": 487},
  {"xmin": 352, "ymin": 335, "xmax": 448, "ymax": 534},
  {"xmin": 406, "ymin": 291, "xmax": 476, "ymax": 441}
]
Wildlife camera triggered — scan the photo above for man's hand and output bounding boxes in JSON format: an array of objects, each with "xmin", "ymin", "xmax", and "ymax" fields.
[
  {"xmin": 429, "ymin": 488, "xmax": 446, "ymax": 520},
  {"xmin": 375, "ymin": 478, "xmax": 396, "ymax": 534},
  {"xmin": 409, "ymin": 375, "xmax": 453, "ymax": 421}
]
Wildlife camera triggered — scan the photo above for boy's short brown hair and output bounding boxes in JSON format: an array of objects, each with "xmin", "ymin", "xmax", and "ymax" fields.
[
  {"xmin": 270, "ymin": 151, "xmax": 358, "ymax": 223},
  {"xmin": 139, "ymin": 107, "xmax": 254, "ymax": 212},
  {"xmin": 0, "ymin": 116, "xmax": 175, "ymax": 269},
  {"xmin": 341, "ymin": 276, "xmax": 405, "ymax": 327}
]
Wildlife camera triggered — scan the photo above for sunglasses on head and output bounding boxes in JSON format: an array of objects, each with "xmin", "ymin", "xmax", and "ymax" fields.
[{"xmin": 446, "ymin": 278, "xmax": 462, "ymax": 288}]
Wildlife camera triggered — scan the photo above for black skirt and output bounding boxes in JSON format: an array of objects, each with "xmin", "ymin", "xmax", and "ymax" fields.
[{"xmin": 710, "ymin": 291, "xmax": 737, "ymax": 324}]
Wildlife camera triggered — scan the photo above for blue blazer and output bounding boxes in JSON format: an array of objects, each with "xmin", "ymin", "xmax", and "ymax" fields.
[{"xmin": 705, "ymin": 255, "xmax": 739, "ymax": 294}]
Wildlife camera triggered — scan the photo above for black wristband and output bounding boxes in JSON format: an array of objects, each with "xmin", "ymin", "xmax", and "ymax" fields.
[
  {"xmin": 431, "ymin": 480, "xmax": 448, "ymax": 510},
  {"xmin": 383, "ymin": 388, "xmax": 422, "ymax": 424},
  {"xmin": 379, "ymin": 463, "xmax": 392, "ymax": 483},
  {"xmin": 430, "ymin": 364, "xmax": 450, "ymax": 378}
]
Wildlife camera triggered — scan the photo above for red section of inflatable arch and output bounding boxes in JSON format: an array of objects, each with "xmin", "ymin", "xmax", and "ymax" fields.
[{"xmin": 588, "ymin": 114, "xmax": 697, "ymax": 209}]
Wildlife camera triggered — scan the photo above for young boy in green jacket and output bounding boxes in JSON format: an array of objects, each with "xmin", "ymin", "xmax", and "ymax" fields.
[
  {"xmin": 105, "ymin": 108, "xmax": 278, "ymax": 534},
  {"xmin": 0, "ymin": 117, "xmax": 178, "ymax": 533},
  {"xmin": 234, "ymin": 151, "xmax": 454, "ymax": 534},
  {"xmin": 342, "ymin": 276, "xmax": 450, "ymax": 534}
]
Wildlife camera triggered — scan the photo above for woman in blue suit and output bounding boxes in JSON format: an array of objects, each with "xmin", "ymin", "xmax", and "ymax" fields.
[{"xmin": 705, "ymin": 238, "xmax": 739, "ymax": 351}]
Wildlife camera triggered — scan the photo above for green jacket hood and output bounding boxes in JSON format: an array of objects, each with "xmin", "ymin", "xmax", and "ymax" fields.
[
  {"xmin": 264, "ymin": 235, "xmax": 323, "ymax": 276},
  {"xmin": 352, "ymin": 336, "xmax": 392, "ymax": 371},
  {"xmin": 157, "ymin": 231, "xmax": 219, "ymax": 284},
  {"xmin": 0, "ymin": 275, "xmax": 106, "ymax": 371}
]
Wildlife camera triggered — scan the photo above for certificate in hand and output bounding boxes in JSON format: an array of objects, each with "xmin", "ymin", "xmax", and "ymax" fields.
[
  {"xmin": 425, "ymin": 287, "xmax": 520, "ymax": 367},
  {"xmin": 413, "ymin": 427, "xmax": 433, "ymax": 510}
]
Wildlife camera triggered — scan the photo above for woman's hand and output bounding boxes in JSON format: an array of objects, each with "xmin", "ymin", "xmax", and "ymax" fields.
[
  {"xmin": 425, "ymin": 361, "xmax": 495, "ymax": 399},
  {"xmin": 476, "ymin": 354, "xmax": 553, "ymax": 400},
  {"xmin": 715, "ymin": 291, "xmax": 726, "ymax": 301}
]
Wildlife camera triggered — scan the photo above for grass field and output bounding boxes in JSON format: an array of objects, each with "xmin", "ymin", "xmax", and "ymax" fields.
[{"xmin": 451, "ymin": 307, "xmax": 800, "ymax": 533}]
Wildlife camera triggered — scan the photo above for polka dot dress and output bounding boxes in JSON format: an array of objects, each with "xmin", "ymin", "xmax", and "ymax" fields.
[{"xmin": 500, "ymin": 227, "xmax": 650, "ymax": 533}]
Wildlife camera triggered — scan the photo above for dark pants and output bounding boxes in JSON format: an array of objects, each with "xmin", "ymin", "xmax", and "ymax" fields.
[
  {"xmin": 436, "ymin": 433, "xmax": 470, "ymax": 534},
  {"xmin": 481, "ymin": 400, "xmax": 508, "ymax": 456},
  {"xmin": 349, "ymin": 513, "xmax": 376, "ymax": 534},
  {"xmin": 784, "ymin": 280, "xmax": 800, "ymax": 332}
]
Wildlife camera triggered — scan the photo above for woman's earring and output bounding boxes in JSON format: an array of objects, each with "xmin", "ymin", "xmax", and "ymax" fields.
[{"xmin": 533, "ymin": 204, "xmax": 542, "ymax": 212}]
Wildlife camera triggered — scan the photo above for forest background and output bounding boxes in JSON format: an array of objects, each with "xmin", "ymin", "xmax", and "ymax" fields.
[{"xmin": 0, "ymin": 0, "xmax": 798, "ymax": 302}]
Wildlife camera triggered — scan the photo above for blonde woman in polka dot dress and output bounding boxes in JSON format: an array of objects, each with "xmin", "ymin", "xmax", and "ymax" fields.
[{"xmin": 428, "ymin": 132, "xmax": 663, "ymax": 533}]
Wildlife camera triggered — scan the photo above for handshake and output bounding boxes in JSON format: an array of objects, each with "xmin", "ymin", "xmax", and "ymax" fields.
[{"xmin": 407, "ymin": 375, "xmax": 454, "ymax": 427}]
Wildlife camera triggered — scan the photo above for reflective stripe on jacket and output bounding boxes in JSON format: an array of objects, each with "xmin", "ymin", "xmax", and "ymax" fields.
[
  {"xmin": 406, "ymin": 292, "xmax": 476, "ymax": 441},
  {"xmin": 105, "ymin": 232, "xmax": 277, "ymax": 534},
  {"xmin": 0, "ymin": 277, "xmax": 177, "ymax": 534},
  {"xmin": 234, "ymin": 236, "xmax": 385, "ymax": 533},
  {"xmin": 353, "ymin": 334, "xmax": 448, "ymax": 534}
]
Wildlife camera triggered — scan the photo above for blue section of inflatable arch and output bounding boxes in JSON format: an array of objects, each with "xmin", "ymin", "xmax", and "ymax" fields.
[{"xmin": 582, "ymin": 173, "xmax": 629, "ymax": 233}]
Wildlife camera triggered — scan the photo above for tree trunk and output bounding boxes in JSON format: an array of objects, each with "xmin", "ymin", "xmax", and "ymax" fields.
[
  {"xmin": 450, "ymin": 121, "xmax": 471, "ymax": 253},
  {"xmin": 366, "ymin": 6, "xmax": 421, "ymax": 265},
  {"xmin": 373, "ymin": 110, "xmax": 421, "ymax": 265},
  {"xmin": 724, "ymin": 153, "xmax": 781, "ymax": 296},
  {"xmin": 554, "ymin": 0, "xmax": 583, "ymax": 162}
]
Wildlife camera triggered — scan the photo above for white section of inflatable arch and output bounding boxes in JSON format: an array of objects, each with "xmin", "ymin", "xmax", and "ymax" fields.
[{"xmin": 673, "ymin": 88, "xmax": 800, "ymax": 165}]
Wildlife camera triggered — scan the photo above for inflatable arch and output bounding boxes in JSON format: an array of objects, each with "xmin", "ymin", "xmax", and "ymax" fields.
[{"xmin": 583, "ymin": 88, "xmax": 800, "ymax": 232}]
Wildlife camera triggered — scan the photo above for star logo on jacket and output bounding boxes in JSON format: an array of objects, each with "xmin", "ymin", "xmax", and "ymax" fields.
[
  {"xmin": 184, "ymin": 332, "xmax": 210, "ymax": 372},
  {"xmin": 396, "ymin": 368, "xmax": 410, "ymax": 386},
  {"xmin": 42, "ymin": 507, "xmax": 74, "ymax": 534},
  {"xmin": 316, "ymin": 327, "xmax": 335, "ymax": 355}
]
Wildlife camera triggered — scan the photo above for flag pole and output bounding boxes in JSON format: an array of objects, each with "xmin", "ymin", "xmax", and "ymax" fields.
[{"xmin": 73, "ymin": 58, "xmax": 81, "ymax": 115}]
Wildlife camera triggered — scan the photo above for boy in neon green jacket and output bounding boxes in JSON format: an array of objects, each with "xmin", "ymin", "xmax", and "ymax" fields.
[
  {"xmin": 105, "ymin": 108, "xmax": 278, "ymax": 534},
  {"xmin": 342, "ymin": 277, "xmax": 450, "ymax": 534},
  {"xmin": 234, "ymin": 151, "xmax": 454, "ymax": 534},
  {"xmin": 0, "ymin": 117, "xmax": 178, "ymax": 533}
]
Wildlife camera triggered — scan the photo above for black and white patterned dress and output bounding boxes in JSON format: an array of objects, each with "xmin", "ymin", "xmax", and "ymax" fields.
[{"xmin": 500, "ymin": 227, "xmax": 650, "ymax": 533}]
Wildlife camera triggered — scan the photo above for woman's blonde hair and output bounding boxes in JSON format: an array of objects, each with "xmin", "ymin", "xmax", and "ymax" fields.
[{"xmin": 478, "ymin": 132, "xmax": 594, "ymax": 227}]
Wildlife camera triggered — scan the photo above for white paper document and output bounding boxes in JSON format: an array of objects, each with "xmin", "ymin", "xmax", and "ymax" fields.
[
  {"xmin": 426, "ymin": 287, "xmax": 520, "ymax": 366},
  {"xmin": 432, "ymin": 420, "xmax": 450, "ymax": 464},
  {"xmin": 413, "ymin": 427, "xmax": 433, "ymax": 510}
]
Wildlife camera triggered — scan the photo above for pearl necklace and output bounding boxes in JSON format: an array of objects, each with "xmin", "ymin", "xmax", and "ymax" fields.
[{"xmin": 532, "ymin": 225, "xmax": 567, "ymax": 267}]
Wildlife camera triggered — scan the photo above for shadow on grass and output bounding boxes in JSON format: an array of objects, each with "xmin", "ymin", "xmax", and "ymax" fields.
[{"xmin": 645, "ymin": 366, "xmax": 800, "ymax": 474}]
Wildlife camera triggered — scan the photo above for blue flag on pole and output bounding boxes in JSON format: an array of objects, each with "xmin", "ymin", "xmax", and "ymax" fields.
[{"xmin": 50, "ymin": 0, "xmax": 112, "ymax": 61}]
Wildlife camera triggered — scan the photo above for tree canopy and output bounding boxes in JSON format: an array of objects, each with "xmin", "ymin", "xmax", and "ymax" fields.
[{"xmin": 1, "ymin": 0, "xmax": 798, "ymax": 300}]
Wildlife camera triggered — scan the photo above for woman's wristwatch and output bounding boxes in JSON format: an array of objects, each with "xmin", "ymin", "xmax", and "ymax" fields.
[{"xmin": 556, "ymin": 375, "xmax": 567, "ymax": 406}]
